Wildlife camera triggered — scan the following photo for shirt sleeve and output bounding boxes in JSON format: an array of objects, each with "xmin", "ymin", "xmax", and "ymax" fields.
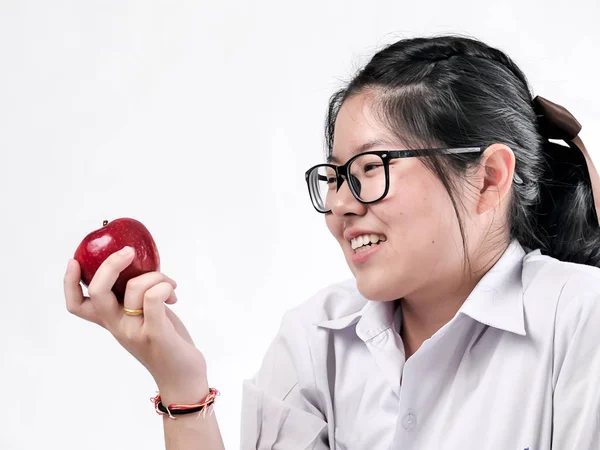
[
  {"xmin": 552, "ymin": 283, "xmax": 600, "ymax": 448},
  {"xmin": 240, "ymin": 310, "xmax": 329, "ymax": 450}
]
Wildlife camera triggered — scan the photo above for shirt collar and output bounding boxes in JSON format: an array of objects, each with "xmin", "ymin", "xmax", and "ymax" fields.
[
  {"xmin": 315, "ymin": 239, "xmax": 527, "ymax": 337},
  {"xmin": 458, "ymin": 239, "xmax": 526, "ymax": 336},
  {"xmin": 315, "ymin": 297, "xmax": 397, "ymax": 342}
]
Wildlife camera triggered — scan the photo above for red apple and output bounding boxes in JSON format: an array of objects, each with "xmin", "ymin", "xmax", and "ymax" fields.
[{"xmin": 74, "ymin": 218, "xmax": 161, "ymax": 303}]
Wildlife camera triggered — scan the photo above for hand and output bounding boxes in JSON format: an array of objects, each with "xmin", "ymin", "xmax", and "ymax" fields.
[{"xmin": 64, "ymin": 247, "xmax": 209, "ymax": 400}]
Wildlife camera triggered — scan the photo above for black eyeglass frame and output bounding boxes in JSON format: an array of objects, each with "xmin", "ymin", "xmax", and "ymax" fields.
[{"xmin": 304, "ymin": 147, "xmax": 483, "ymax": 214}]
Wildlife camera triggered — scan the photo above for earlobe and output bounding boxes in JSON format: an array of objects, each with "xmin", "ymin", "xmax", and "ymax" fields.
[{"xmin": 476, "ymin": 144, "xmax": 516, "ymax": 214}]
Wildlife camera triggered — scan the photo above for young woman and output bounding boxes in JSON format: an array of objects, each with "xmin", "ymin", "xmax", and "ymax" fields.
[{"xmin": 64, "ymin": 35, "xmax": 600, "ymax": 449}]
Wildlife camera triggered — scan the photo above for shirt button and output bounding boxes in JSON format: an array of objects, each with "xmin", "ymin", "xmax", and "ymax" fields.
[{"xmin": 402, "ymin": 412, "xmax": 417, "ymax": 431}]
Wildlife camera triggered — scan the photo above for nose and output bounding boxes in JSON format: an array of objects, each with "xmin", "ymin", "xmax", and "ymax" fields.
[{"xmin": 329, "ymin": 178, "xmax": 367, "ymax": 217}]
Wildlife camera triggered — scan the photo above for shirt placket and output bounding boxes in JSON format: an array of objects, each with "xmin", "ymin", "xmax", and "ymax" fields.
[{"xmin": 390, "ymin": 314, "xmax": 469, "ymax": 449}]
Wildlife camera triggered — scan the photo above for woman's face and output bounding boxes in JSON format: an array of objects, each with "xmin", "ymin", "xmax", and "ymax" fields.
[{"xmin": 325, "ymin": 93, "xmax": 477, "ymax": 302}]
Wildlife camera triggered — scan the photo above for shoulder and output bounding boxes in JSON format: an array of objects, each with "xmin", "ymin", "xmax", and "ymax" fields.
[
  {"xmin": 252, "ymin": 279, "xmax": 365, "ymax": 399},
  {"xmin": 522, "ymin": 249, "xmax": 600, "ymax": 296},
  {"xmin": 522, "ymin": 250, "xmax": 600, "ymax": 400},
  {"xmin": 521, "ymin": 249, "xmax": 600, "ymax": 333}
]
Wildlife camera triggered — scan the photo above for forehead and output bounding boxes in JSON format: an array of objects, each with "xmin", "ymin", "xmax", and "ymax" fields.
[{"xmin": 329, "ymin": 93, "xmax": 403, "ymax": 164}]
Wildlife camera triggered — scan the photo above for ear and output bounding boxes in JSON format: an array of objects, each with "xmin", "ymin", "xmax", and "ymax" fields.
[{"xmin": 475, "ymin": 143, "xmax": 516, "ymax": 215}]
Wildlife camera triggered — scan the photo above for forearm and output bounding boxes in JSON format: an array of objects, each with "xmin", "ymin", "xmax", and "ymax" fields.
[{"xmin": 160, "ymin": 382, "xmax": 226, "ymax": 450}]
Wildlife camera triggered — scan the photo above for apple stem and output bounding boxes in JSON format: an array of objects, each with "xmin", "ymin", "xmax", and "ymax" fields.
[{"xmin": 103, "ymin": 220, "xmax": 108, "ymax": 226}]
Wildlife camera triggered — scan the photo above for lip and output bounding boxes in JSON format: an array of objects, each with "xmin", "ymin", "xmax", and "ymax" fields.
[{"xmin": 351, "ymin": 240, "xmax": 384, "ymax": 264}]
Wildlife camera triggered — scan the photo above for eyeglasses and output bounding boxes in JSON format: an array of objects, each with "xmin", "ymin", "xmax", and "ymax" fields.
[{"xmin": 304, "ymin": 147, "xmax": 483, "ymax": 214}]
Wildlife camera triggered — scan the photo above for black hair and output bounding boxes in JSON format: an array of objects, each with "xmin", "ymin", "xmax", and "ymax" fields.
[{"xmin": 325, "ymin": 35, "xmax": 600, "ymax": 268}]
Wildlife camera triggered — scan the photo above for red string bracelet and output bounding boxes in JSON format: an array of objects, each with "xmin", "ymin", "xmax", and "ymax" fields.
[{"xmin": 150, "ymin": 388, "xmax": 220, "ymax": 420}]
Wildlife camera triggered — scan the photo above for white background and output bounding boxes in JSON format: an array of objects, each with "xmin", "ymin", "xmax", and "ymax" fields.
[{"xmin": 0, "ymin": 0, "xmax": 598, "ymax": 449}]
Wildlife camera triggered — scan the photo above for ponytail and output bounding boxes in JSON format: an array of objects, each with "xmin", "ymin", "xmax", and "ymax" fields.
[{"xmin": 528, "ymin": 96, "xmax": 600, "ymax": 266}]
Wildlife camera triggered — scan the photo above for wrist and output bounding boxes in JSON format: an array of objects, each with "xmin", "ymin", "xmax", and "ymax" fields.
[{"xmin": 157, "ymin": 378, "xmax": 211, "ymax": 405}]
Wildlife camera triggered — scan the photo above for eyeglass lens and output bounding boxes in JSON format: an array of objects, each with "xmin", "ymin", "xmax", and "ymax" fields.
[{"xmin": 310, "ymin": 153, "xmax": 387, "ymax": 212}]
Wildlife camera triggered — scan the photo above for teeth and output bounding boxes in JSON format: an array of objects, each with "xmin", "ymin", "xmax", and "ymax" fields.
[{"xmin": 350, "ymin": 234, "xmax": 387, "ymax": 250}]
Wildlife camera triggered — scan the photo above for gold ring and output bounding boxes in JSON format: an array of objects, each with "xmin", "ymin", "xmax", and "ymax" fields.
[{"xmin": 123, "ymin": 307, "xmax": 144, "ymax": 316}]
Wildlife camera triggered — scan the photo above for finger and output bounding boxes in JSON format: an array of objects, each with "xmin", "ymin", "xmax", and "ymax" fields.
[
  {"xmin": 122, "ymin": 272, "xmax": 178, "ymax": 314},
  {"xmin": 64, "ymin": 259, "xmax": 102, "ymax": 326},
  {"xmin": 165, "ymin": 290, "xmax": 178, "ymax": 305},
  {"xmin": 141, "ymin": 281, "xmax": 174, "ymax": 333},
  {"xmin": 87, "ymin": 246, "xmax": 136, "ymax": 324}
]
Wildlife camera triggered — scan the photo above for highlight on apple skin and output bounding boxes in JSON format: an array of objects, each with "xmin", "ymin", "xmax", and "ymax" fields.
[{"xmin": 74, "ymin": 218, "xmax": 161, "ymax": 303}]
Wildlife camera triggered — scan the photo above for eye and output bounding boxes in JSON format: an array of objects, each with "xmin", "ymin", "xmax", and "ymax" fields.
[{"xmin": 364, "ymin": 163, "xmax": 383, "ymax": 172}]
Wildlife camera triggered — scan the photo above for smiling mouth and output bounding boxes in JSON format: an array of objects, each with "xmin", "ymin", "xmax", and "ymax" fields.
[{"xmin": 350, "ymin": 234, "xmax": 387, "ymax": 253}]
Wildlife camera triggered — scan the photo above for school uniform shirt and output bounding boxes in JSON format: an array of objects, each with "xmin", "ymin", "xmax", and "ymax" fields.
[{"xmin": 240, "ymin": 239, "xmax": 600, "ymax": 449}]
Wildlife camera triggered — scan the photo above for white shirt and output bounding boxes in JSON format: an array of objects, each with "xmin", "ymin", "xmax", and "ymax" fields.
[{"xmin": 240, "ymin": 240, "xmax": 600, "ymax": 449}]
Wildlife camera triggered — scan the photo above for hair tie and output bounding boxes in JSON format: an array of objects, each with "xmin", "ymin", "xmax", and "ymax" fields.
[{"xmin": 533, "ymin": 95, "xmax": 600, "ymax": 226}]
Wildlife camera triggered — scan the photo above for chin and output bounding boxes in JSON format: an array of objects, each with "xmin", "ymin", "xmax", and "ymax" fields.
[
  {"xmin": 355, "ymin": 275, "xmax": 400, "ymax": 302},
  {"xmin": 345, "ymin": 252, "xmax": 400, "ymax": 302}
]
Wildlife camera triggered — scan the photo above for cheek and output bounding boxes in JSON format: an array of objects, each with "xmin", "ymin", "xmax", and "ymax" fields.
[{"xmin": 379, "ymin": 171, "xmax": 456, "ymax": 238}]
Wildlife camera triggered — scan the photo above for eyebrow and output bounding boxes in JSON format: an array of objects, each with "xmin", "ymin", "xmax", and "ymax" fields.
[{"xmin": 327, "ymin": 138, "xmax": 398, "ymax": 164}]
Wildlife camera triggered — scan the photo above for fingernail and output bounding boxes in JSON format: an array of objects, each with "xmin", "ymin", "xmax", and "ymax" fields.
[
  {"xmin": 118, "ymin": 246, "xmax": 133, "ymax": 256},
  {"xmin": 66, "ymin": 259, "xmax": 74, "ymax": 274}
]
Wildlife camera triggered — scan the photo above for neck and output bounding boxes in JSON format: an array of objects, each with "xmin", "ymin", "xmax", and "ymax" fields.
[
  {"xmin": 400, "ymin": 245, "xmax": 507, "ymax": 359},
  {"xmin": 400, "ymin": 285, "xmax": 472, "ymax": 359}
]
